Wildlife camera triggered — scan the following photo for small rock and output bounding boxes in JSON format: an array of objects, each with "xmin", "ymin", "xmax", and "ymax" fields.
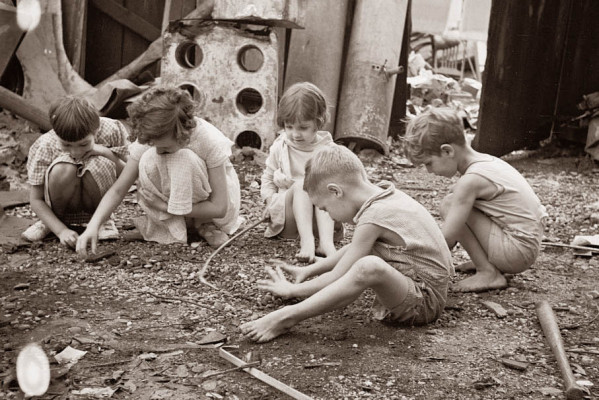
[
  {"xmin": 538, "ymin": 387, "xmax": 563, "ymax": 396},
  {"xmin": 587, "ymin": 290, "xmax": 599, "ymax": 299},
  {"xmin": 138, "ymin": 352, "xmax": 158, "ymax": 361},
  {"xmin": 175, "ymin": 364, "xmax": 189, "ymax": 377},
  {"xmin": 67, "ymin": 326, "xmax": 83, "ymax": 335},
  {"xmin": 500, "ymin": 357, "xmax": 528, "ymax": 371},
  {"xmin": 201, "ymin": 380, "xmax": 218, "ymax": 391},
  {"xmin": 13, "ymin": 283, "xmax": 30, "ymax": 291},
  {"xmin": 481, "ymin": 301, "xmax": 508, "ymax": 318}
]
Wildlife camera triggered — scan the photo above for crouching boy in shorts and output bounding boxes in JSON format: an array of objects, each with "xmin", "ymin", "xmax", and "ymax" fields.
[
  {"xmin": 241, "ymin": 144, "xmax": 452, "ymax": 342},
  {"xmin": 23, "ymin": 96, "xmax": 128, "ymax": 247},
  {"xmin": 404, "ymin": 108, "xmax": 547, "ymax": 292}
]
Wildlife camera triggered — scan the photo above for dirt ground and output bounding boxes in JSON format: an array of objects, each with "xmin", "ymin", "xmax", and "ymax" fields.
[{"xmin": 1, "ymin": 137, "xmax": 598, "ymax": 400}]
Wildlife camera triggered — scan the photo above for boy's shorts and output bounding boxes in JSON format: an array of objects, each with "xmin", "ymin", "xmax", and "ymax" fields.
[
  {"xmin": 487, "ymin": 222, "xmax": 540, "ymax": 274},
  {"xmin": 371, "ymin": 278, "xmax": 444, "ymax": 326},
  {"xmin": 44, "ymin": 155, "xmax": 117, "ymax": 225}
]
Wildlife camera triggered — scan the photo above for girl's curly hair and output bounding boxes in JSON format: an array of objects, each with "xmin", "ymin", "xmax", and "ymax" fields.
[{"xmin": 126, "ymin": 86, "xmax": 197, "ymax": 146}]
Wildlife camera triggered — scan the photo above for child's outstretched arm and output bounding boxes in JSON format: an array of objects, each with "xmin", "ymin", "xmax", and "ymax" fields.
[
  {"xmin": 442, "ymin": 175, "xmax": 495, "ymax": 247},
  {"xmin": 270, "ymin": 245, "xmax": 350, "ymax": 283},
  {"xmin": 258, "ymin": 225, "xmax": 380, "ymax": 298},
  {"xmin": 76, "ymin": 158, "xmax": 139, "ymax": 256}
]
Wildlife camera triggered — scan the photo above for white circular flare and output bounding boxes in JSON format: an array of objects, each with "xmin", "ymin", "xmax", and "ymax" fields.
[
  {"xmin": 16, "ymin": 0, "xmax": 42, "ymax": 32},
  {"xmin": 16, "ymin": 343, "xmax": 50, "ymax": 397}
]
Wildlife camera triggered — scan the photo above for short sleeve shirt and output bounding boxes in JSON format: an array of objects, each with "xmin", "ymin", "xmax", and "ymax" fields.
[
  {"xmin": 128, "ymin": 118, "xmax": 231, "ymax": 168},
  {"xmin": 27, "ymin": 117, "xmax": 130, "ymax": 186}
]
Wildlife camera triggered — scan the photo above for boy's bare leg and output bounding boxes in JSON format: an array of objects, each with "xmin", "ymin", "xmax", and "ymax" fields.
[
  {"xmin": 455, "ymin": 261, "xmax": 476, "ymax": 272},
  {"xmin": 80, "ymin": 171, "xmax": 103, "ymax": 213},
  {"xmin": 291, "ymin": 184, "xmax": 316, "ymax": 262},
  {"xmin": 48, "ymin": 163, "xmax": 82, "ymax": 216},
  {"xmin": 452, "ymin": 209, "xmax": 507, "ymax": 292},
  {"xmin": 241, "ymin": 256, "xmax": 410, "ymax": 343},
  {"xmin": 315, "ymin": 208, "xmax": 336, "ymax": 257}
]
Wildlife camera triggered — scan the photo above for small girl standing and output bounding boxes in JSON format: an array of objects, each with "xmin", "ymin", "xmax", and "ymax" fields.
[
  {"xmin": 23, "ymin": 96, "xmax": 128, "ymax": 247},
  {"xmin": 76, "ymin": 86, "xmax": 242, "ymax": 255},
  {"xmin": 262, "ymin": 82, "xmax": 341, "ymax": 262}
]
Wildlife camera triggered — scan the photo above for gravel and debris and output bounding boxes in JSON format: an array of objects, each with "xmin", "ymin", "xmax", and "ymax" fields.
[{"xmin": 1, "ymin": 137, "xmax": 598, "ymax": 399}]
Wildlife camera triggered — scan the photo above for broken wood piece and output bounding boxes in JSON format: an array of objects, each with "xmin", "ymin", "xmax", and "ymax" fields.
[
  {"xmin": 500, "ymin": 358, "xmax": 528, "ymax": 371},
  {"xmin": 541, "ymin": 241, "xmax": 599, "ymax": 253},
  {"xmin": 0, "ymin": 86, "xmax": 52, "ymax": 131},
  {"xmin": 303, "ymin": 362, "xmax": 342, "ymax": 369},
  {"xmin": 219, "ymin": 348, "xmax": 313, "ymax": 400},
  {"xmin": 201, "ymin": 361, "xmax": 261, "ymax": 380},
  {"xmin": 536, "ymin": 301, "xmax": 588, "ymax": 400},
  {"xmin": 85, "ymin": 249, "xmax": 116, "ymax": 263},
  {"xmin": 481, "ymin": 300, "xmax": 508, "ymax": 318},
  {"xmin": 0, "ymin": 190, "xmax": 30, "ymax": 208}
]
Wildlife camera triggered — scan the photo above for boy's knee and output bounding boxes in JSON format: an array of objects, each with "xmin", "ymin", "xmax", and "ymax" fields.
[
  {"xmin": 350, "ymin": 256, "xmax": 387, "ymax": 286},
  {"xmin": 48, "ymin": 162, "xmax": 77, "ymax": 184},
  {"xmin": 439, "ymin": 193, "xmax": 454, "ymax": 219}
]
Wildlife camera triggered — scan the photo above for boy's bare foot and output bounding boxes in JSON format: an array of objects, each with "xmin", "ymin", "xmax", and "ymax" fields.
[
  {"xmin": 296, "ymin": 240, "xmax": 315, "ymax": 263},
  {"xmin": 240, "ymin": 309, "xmax": 293, "ymax": 343},
  {"xmin": 452, "ymin": 270, "xmax": 508, "ymax": 293},
  {"xmin": 455, "ymin": 261, "xmax": 476, "ymax": 272},
  {"xmin": 316, "ymin": 243, "xmax": 336, "ymax": 258}
]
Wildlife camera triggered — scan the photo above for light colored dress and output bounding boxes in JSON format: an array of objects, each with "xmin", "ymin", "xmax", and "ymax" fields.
[
  {"xmin": 128, "ymin": 118, "xmax": 242, "ymax": 244},
  {"xmin": 261, "ymin": 130, "xmax": 333, "ymax": 237},
  {"xmin": 26, "ymin": 117, "xmax": 129, "ymax": 224}
]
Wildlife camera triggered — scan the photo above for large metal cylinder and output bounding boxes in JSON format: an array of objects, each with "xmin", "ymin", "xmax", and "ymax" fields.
[{"xmin": 335, "ymin": 0, "xmax": 408, "ymax": 154}]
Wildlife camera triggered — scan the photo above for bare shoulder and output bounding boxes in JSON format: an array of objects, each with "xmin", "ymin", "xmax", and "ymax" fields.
[
  {"xmin": 456, "ymin": 173, "xmax": 498, "ymax": 199},
  {"xmin": 353, "ymin": 222, "xmax": 403, "ymax": 248}
]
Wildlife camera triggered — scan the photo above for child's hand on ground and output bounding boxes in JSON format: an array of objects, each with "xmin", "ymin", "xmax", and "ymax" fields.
[
  {"xmin": 58, "ymin": 228, "xmax": 79, "ymax": 249},
  {"xmin": 76, "ymin": 228, "xmax": 98, "ymax": 257},
  {"xmin": 256, "ymin": 265, "xmax": 295, "ymax": 299},
  {"xmin": 270, "ymin": 259, "xmax": 309, "ymax": 283}
]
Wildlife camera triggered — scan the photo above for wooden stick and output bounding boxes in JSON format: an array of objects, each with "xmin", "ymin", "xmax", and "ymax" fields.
[
  {"xmin": 201, "ymin": 361, "xmax": 261, "ymax": 380},
  {"xmin": 541, "ymin": 241, "xmax": 599, "ymax": 253},
  {"xmin": 219, "ymin": 348, "xmax": 313, "ymax": 400},
  {"xmin": 198, "ymin": 216, "xmax": 267, "ymax": 289},
  {"xmin": 535, "ymin": 301, "xmax": 587, "ymax": 399},
  {"xmin": 161, "ymin": 0, "xmax": 173, "ymax": 34}
]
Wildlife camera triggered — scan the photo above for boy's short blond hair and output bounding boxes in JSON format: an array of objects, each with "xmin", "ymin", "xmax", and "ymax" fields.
[
  {"xmin": 277, "ymin": 82, "xmax": 329, "ymax": 129},
  {"xmin": 404, "ymin": 107, "xmax": 466, "ymax": 164},
  {"xmin": 49, "ymin": 95, "xmax": 100, "ymax": 142},
  {"xmin": 304, "ymin": 144, "xmax": 368, "ymax": 194}
]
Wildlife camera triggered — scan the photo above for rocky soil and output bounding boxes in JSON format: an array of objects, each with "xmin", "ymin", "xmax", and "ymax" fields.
[{"xmin": 1, "ymin": 135, "xmax": 598, "ymax": 399}]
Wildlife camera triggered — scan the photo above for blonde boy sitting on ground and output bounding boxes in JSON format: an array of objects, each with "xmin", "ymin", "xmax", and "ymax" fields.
[
  {"xmin": 241, "ymin": 144, "xmax": 452, "ymax": 342},
  {"xmin": 404, "ymin": 108, "xmax": 547, "ymax": 292}
]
